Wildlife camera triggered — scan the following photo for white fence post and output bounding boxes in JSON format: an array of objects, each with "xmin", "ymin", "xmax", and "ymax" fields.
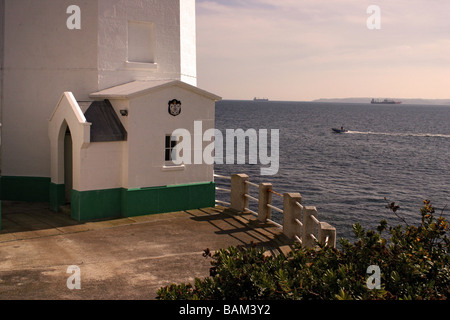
[
  {"xmin": 283, "ymin": 193, "xmax": 302, "ymax": 240},
  {"xmin": 318, "ymin": 222, "xmax": 337, "ymax": 248},
  {"xmin": 224, "ymin": 172, "xmax": 337, "ymax": 247},
  {"xmin": 303, "ymin": 206, "xmax": 318, "ymax": 248},
  {"xmin": 230, "ymin": 174, "xmax": 249, "ymax": 213},
  {"xmin": 258, "ymin": 183, "xmax": 272, "ymax": 222}
]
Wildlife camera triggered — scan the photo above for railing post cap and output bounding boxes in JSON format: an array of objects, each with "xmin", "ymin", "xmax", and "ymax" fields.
[
  {"xmin": 259, "ymin": 182, "xmax": 272, "ymax": 187},
  {"xmin": 232, "ymin": 173, "xmax": 249, "ymax": 178},
  {"xmin": 320, "ymin": 222, "xmax": 335, "ymax": 231},
  {"xmin": 283, "ymin": 192, "xmax": 302, "ymax": 198}
]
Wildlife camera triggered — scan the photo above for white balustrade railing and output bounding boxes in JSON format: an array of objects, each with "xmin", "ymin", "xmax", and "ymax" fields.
[
  {"xmin": 214, "ymin": 172, "xmax": 337, "ymax": 249},
  {"xmin": 214, "ymin": 174, "xmax": 232, "ymax": 207}
]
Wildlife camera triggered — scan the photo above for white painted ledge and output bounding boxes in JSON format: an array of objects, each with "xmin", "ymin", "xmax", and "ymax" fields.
[
  {"xmin": 125, "ymin": 61, "xmax": 158, "ymax": 70},
  {"xmin": 162, "ymin": 164, "xmax": 186, "ymax": 172}
]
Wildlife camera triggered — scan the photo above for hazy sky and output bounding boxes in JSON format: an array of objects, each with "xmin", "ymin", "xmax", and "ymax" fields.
[{"xmin": 195, "ymin": 0, "xmax": 450, "ymax": 101}]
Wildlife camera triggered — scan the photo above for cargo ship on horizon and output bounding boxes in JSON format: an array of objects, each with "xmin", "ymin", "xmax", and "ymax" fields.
[{"xmin": 371, "ymin": 98, "xmax": 402, "ymax": 104}]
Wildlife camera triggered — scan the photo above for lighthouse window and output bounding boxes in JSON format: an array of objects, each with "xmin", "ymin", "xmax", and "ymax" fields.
[{"xmin": 165, "ymin": 135, "xmax": 178, "ymax": 162}]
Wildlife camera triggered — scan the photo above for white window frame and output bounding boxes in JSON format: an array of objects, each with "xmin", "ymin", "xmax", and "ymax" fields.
[{"xmin": 163, "ymin": 134, "xmax": 185, "ymax": 171}]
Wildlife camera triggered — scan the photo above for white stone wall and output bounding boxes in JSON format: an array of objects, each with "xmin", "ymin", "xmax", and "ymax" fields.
[
  {"xmin": 97, "ymin": 0, "xmax": 198, "ymax": 90},
  {"xmin": 2, "ymin": 0, "xmax": 99, "ymax": 177},
  {"xmin": 180, "ymin": 0, "xmax": 197, "ymax": 86},
  {"xmin": 50, "ymin": 85, "xmax": 216, "ymax": 193},
  {"xmin": 49, "ymin": 93, "xmax": 124, "ymax": 192},
  {"xmin": 121, "ymin": 86, "xmax": 215, "ymax": 189},
  {"xmin": 79, "ymin": 141, "xmax": 124, "ymax": 191},
  {"xmin": 1, "ymin": 0, "xmax": 198, "ymax": 180}
]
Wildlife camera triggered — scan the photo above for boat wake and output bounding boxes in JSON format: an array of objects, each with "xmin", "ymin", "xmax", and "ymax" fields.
[{"xmin": 347, "ymin": 130, "xmax": 450, "ymax": 139}]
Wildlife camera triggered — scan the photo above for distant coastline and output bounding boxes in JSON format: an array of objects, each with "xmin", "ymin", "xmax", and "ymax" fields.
[
  {"xmin": 218, "ymin": 98, "xmax": 450, "ymax": 105},
  {"xmin": 313, "ymin": 97, "xmax": 450, "ymax": 105}
]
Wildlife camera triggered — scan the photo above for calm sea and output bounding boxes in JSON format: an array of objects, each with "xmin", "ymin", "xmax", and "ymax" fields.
[{"xmin": 214, "ymin": 100, "xmax": 450, "ymax": 241}]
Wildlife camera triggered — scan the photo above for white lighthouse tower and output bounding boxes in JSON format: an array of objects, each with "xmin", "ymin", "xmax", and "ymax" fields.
[{"xmin": 0, "ymin": 0, "xmax": 221, "ymax": 221}]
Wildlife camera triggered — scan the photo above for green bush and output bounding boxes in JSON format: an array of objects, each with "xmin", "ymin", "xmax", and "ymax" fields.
[{"xmin": 157, "ymin": 200, "xmax": 449, "ymax": 300}]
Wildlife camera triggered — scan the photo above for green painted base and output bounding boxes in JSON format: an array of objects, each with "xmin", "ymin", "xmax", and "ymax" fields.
[
  {"xmin": 0, "ymin": 176, "xmax": 51, "ymax": 202},
  {"xmin": 121, "ymin": 182, "xmax": 216, "ymax": 218},
  {"xmin": 50, "ymin": 183, "xmax": 65, "ymax": 212},
  {"xmin": 71, "ymin": 188, "xmax": 122, "ymax": 221},
  {"xmin": 72, "ymin": 182, "xmax": 216, "ymax": 221},
  {"xmin": 0, "ymin": 176, "xmax": 215, "ymax": 222}
]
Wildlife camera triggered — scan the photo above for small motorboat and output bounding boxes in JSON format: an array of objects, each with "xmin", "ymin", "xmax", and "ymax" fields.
[{"xmin": 332, "ymin": 127, "xmax": 348, "ymax": 133}]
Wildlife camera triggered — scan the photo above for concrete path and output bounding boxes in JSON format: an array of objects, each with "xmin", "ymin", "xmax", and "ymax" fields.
[{"xmin": 0, "ymin": 201, "xmax": 293, "ymax": 300}]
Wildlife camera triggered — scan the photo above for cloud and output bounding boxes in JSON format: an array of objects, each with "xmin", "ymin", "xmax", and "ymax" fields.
[{"xmin": 196, "ymin": 0, "xmax": 450, "ymax": 100}]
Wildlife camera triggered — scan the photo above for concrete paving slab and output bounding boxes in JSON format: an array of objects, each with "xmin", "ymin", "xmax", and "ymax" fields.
[{"xmin": 0, "ymin": 202, "xmax": 293, "ymax": 300}]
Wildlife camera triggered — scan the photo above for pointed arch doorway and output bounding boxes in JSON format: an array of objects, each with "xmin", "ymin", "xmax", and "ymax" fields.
[
  {"xmin": 64, "ymin": 125, "xmax": 73, "ymax": 204},
  {"xmin": 49, "ymin": 92, "xmax": 91, "ymax": 218},
  {"xmin": 49, "ymin": 115, "xmax": 80, "ymax": 214}
]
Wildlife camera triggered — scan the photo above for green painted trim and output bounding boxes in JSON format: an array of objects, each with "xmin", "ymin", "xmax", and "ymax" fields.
[
  {"xmin": 121, "ymin": 182, "xmax": 216, "ymax": 217},
  {"xmin": 71, "ymin": 188, "xmax": 122, "ymax": 221},
  {"xmin": 49, "ymin": 183, "xmax": 65, "ymax": 212},
  {"xmin": 0, "ymin": 176, "xmax": 50, "ymax": 202},
  {"xmin": 0, "ymin": 177, "xmax": 215, "ymax": 223},
  {"xmin": 70, "ymin": 182, "xmax": 216, "ymax": 221}
]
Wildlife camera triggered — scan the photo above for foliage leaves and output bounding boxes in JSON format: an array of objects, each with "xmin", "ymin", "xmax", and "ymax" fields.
[{"xmin": 157, "ymin": 200, "xmax": 449, "ymax": 300}]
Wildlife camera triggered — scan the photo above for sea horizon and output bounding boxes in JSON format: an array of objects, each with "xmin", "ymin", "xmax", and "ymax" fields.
[
  {"xmin": 219, "ymin": 97, "xmax": 450, "ymax": 106},
  {"xmin": 214, "ymin": 100, "xmax": 450, "ymax": 241}
]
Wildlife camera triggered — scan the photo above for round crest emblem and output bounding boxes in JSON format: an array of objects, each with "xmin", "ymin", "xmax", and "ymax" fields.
[{"xmin": 168, "ymin": 99, "xmax": 181, "ymax": 116}]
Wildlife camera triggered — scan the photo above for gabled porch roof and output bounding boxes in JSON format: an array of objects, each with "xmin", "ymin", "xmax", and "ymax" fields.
[{"xmin": 89, "ymin": 80, "xmax": 222, "ymax": 101}]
